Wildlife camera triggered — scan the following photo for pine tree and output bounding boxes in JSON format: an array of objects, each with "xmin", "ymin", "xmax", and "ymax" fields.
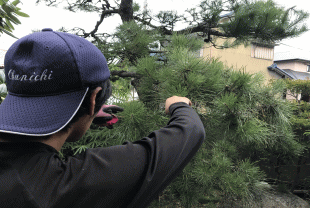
[
  {"xmin": 57, "ymin": 30, "xmax": 305, "ymax": 206},
  {"xmin": 3, "ymin": 0, "xmax": 310, "ymax": 206},
  {"xmin": 281, "ymin": 79, "xmax": 310, "ymax": 193}
]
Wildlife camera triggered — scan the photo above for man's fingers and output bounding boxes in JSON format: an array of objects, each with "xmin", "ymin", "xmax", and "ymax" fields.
[
  {"xmin": 102, "ymin": 105, "xmax": 124, "ymax": 114},
  {"xmin": 165, "ymin": 96, "xmax": 192, "ymax": 114}
]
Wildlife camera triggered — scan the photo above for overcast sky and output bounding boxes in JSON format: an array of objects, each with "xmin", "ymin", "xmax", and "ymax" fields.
[{"xmin": 0, "ymin": 0, "xmax": 310, "ymax": 58}]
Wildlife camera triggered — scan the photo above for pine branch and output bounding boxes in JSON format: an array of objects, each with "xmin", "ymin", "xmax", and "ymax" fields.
[
  {"xmin": 110, "ymin": 70, "xmax": 142, "ymax": 78},
  {"xmin": 36, "ymin": 0, "xmax": 59, "ymax": 6},
  {"xmin": 133, "ymin": 15, "xmax": 172, "ymax": 35},
  {"xmin": 83, "ymin": 7, "xmax": 120, "ymax": 38},
  {"xmin": 210, "ymin": 39, "xmax": 226, "ymax": 49},
  {"xmin": 134, "ymin": 15, "xmax": 231, "ymax": 38},
  {"xmin": 133, "ymin": 16, "xmax": 158, "ymax": 29}
]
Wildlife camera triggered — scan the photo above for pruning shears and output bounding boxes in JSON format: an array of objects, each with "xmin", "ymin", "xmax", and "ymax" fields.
[{"xmin": 93, "ymin": 105, "xmax": 124, "ymax": 129}]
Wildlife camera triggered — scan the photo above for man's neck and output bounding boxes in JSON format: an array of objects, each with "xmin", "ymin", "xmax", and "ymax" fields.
[{"xmin": 0, "ymin": 130, "xmax": 70, "ymax": 152}]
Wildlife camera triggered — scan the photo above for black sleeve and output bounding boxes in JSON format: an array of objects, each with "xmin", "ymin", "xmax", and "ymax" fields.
[
  {"xmin": 127, "ymin": 102, "xmax": 205, "ymax": 208},
  {"xmin": 47, "ymin": 102, "xmax": 205, "ymax": 208}
]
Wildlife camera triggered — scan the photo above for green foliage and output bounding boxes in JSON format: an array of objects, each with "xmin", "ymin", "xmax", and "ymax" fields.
[
  {"xmin": 113, "ymin": 21, "xmax": 159, "ymax": 63},
  {"xmin": 109, "ymin": 64, "xmax": 133, "ymax": 102},
  {"xmin": 61, "ymin": 101, "xmax": 168, "ymax": 157},
  {"xmin": 108, "ymin": 34, "xmax": 304, "ymax": 206},
  {"xmin": 1, "ymin": 0, "xmax": 309, "ymax": 206},
  {"xmin": 36, "ymin": 0, "xmax": 309, "ymax": 50},
  {"xmin": 93, "ymin": 21, "xmax": 160, "ymax": 65},
  {"xmin": 135, "ymin": 34, "xmax": 218, "ymax": 109},
  {"xmin": 0, "ymin": 30, "xmax": 302, "ymax": 206},
  {"xmin": 156, "ymin": 11, "xmax": 182, "ymax": 31},
  {"xmin": 290, "ymin": 101, "xmax": 310, "ymax": 148},
  {"xmin": 276, "ymin": 79, "xmax": 310, "ymax": 191},
  {"xmin": 134, "ymin": 56, "xmax": 162, "ymax": 108},
  {"xmin": 219, "ymin": 0, "xmax": 309, "ymax": 44},
  {"xmin": 169, "ymin": 33, "xmax": 205, "ymax": 53},
  {"xmin": 284, "ymin": 79, "xmax": 310, "ymax": 147},
  {"xmin": 284, "ymin": 79, "xmax": 310, "ymax": 101},
  {"xmin": 0, "ymin": 0, "xmax": 29, "ymax": 38}
]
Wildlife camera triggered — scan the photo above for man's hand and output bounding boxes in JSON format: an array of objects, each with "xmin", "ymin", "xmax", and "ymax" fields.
[{"xmin": 165, "ymin": 96, "xmax": 192, "ymax": 114}]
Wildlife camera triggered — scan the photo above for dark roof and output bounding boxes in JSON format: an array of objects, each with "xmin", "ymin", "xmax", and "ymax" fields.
[
  {"xmin": 282, "ymin": 69, "xmax": 310, "ymax": 80},
  {"xmin": 268, "ymin": 63, "xmax": 310, "ymax": 80},
  {"xmin": 267, "ymin": 63, "xmax": 294, "ymax": 79}
]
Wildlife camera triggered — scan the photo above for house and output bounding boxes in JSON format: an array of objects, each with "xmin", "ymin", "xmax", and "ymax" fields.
[
  {"xmin": 271, "ymin": 52, "xmax": 310, "ymax": 80},
  {"xmin": 200, "ymin": 12, "xmax": 277, "ymax": 83},
  {"xmin": 201, "ymin": 40, "xmax": 276, "ymax": 83},
  {"xmin": 267, "ymin": 63, "xmax": 294, "ymax": 79},
  {"xmin": 267, "ymin": 52, "xmax": 310, "ymax": 101}
]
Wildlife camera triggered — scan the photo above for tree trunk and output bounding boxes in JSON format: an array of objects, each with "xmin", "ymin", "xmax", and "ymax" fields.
[
  {"xmin": 291, "ymin": 155, "xmax": 303, "ymax": 192},
  {"xmin": 275, "ymin": 157, "xmax": 282, "ymax": 182},
  {"xmin": 119, "ymin": 0, "xmax": 133, "ymax": 22}
]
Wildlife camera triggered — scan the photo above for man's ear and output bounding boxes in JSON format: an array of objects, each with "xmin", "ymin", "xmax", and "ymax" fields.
[{"xmin": 89, "ymin": 87, "xmax": 103, "ymax": 116}]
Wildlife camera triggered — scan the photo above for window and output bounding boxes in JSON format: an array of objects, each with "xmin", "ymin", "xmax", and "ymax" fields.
[
  {"xmin": 251, "ymin": 44, "xmax": 274, "ymax": 60},
  {"xmin": 307, "ymin": 65, "xmax": 310, "ymax": 72}
]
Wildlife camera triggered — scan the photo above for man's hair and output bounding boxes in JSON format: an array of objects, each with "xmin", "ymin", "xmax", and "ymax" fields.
[
  {"xmin": 0, "ymin": 79, "xmax": 112, "ymax": 141},
  {"xmin": 61, "ymin": 79, "xmax": 112, "ymax": 132}
]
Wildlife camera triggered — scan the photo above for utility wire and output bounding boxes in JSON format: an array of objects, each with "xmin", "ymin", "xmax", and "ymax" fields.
[{"xmin": 276, "ymin": 42, "xmax": 310, "ymax": 54}]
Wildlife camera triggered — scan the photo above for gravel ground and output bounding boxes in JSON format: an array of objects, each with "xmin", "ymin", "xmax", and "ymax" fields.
[{"xmin": 216, "ymin": 188, "xmax": 310, "ymax": 208}]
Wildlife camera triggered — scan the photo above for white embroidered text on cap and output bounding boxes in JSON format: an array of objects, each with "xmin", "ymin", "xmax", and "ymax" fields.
[{"xmin": 8, "ymin": 69, "xmax": 53, "ymax": 82}]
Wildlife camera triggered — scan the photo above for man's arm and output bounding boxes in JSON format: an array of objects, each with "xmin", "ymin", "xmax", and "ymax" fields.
[
  {"xmin": 127, "ymin": 96, "xmax": 205, "ymax": 207},
  {"xmin": 48, "ymin": 96, "xmax": 205, "ymax": 208}
]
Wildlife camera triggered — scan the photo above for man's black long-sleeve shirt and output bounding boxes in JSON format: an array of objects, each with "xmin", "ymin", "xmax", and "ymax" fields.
[{"xmin": 0, "ymin": 102, "xmax": 205, "ymax": 208}]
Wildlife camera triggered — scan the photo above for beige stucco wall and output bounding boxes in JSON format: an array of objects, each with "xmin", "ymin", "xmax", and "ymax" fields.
[
  {"xmin": 202, "ymin": 41, "xmax": 275, "ymax": 84},
  {"xmin": 276, "ymin": 61, "xmax": 308, "ymax": 72},
  {"xmin": 268, "ymin": 70, "xmax": 282, "ymax": 80}
]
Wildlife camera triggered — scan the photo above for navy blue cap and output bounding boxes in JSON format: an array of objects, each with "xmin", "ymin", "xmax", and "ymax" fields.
[{"xmin": 0, "ymin": 28, "xmax": 110, "ymax": 136}]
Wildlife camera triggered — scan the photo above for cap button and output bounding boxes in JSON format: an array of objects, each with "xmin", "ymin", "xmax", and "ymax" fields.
[{"xmin": 42, "ymin": 28, "xmax": 53, "ymax": 32}]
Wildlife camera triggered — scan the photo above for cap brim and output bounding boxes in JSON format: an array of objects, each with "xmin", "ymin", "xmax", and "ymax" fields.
[{"xmin": 0, "ymin": 88, "xmax": 89, "ymax": 136}]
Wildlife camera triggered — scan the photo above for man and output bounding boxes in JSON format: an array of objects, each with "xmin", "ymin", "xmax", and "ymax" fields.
[{"xmin": 0, "ymin": 28, "xmax": 205, "ymax": 208}]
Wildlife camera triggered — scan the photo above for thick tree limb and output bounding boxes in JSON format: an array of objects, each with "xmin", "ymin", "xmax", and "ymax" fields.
[
  {"xmin": 103, "ymin": 0, "xmax": 111, "ymax": 10},
  {"xmin": 149, "ymin": 50, "xmax": 166, "ymax": 53},
  {"xmin": 111, "ymin": 70, "xmax": 142, "ymax": 78},
  {"xmin": 134, "ymin": 15, "xmax": 232, "ymax": 38},
  {"xmin": 83, "ymin": 0, "xmax": 134, "ymax": 38},
  {"xmin": 174, "ymin": 22, "xmax": 233, "ymax": 38},
  {"xmin": 178, "ymin": 26, "xmax": 232, "ymax": 38},
  {"xmin": 83, "ymin": 7, "xmax": 120, "ymax": 38},
  {"xmin": 133, "ymin": 16, "xmax": 157, "ymax": 29},
  {"xmin": 134, "ymin": 16, "xmax": 172, "ymax": 35}
]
